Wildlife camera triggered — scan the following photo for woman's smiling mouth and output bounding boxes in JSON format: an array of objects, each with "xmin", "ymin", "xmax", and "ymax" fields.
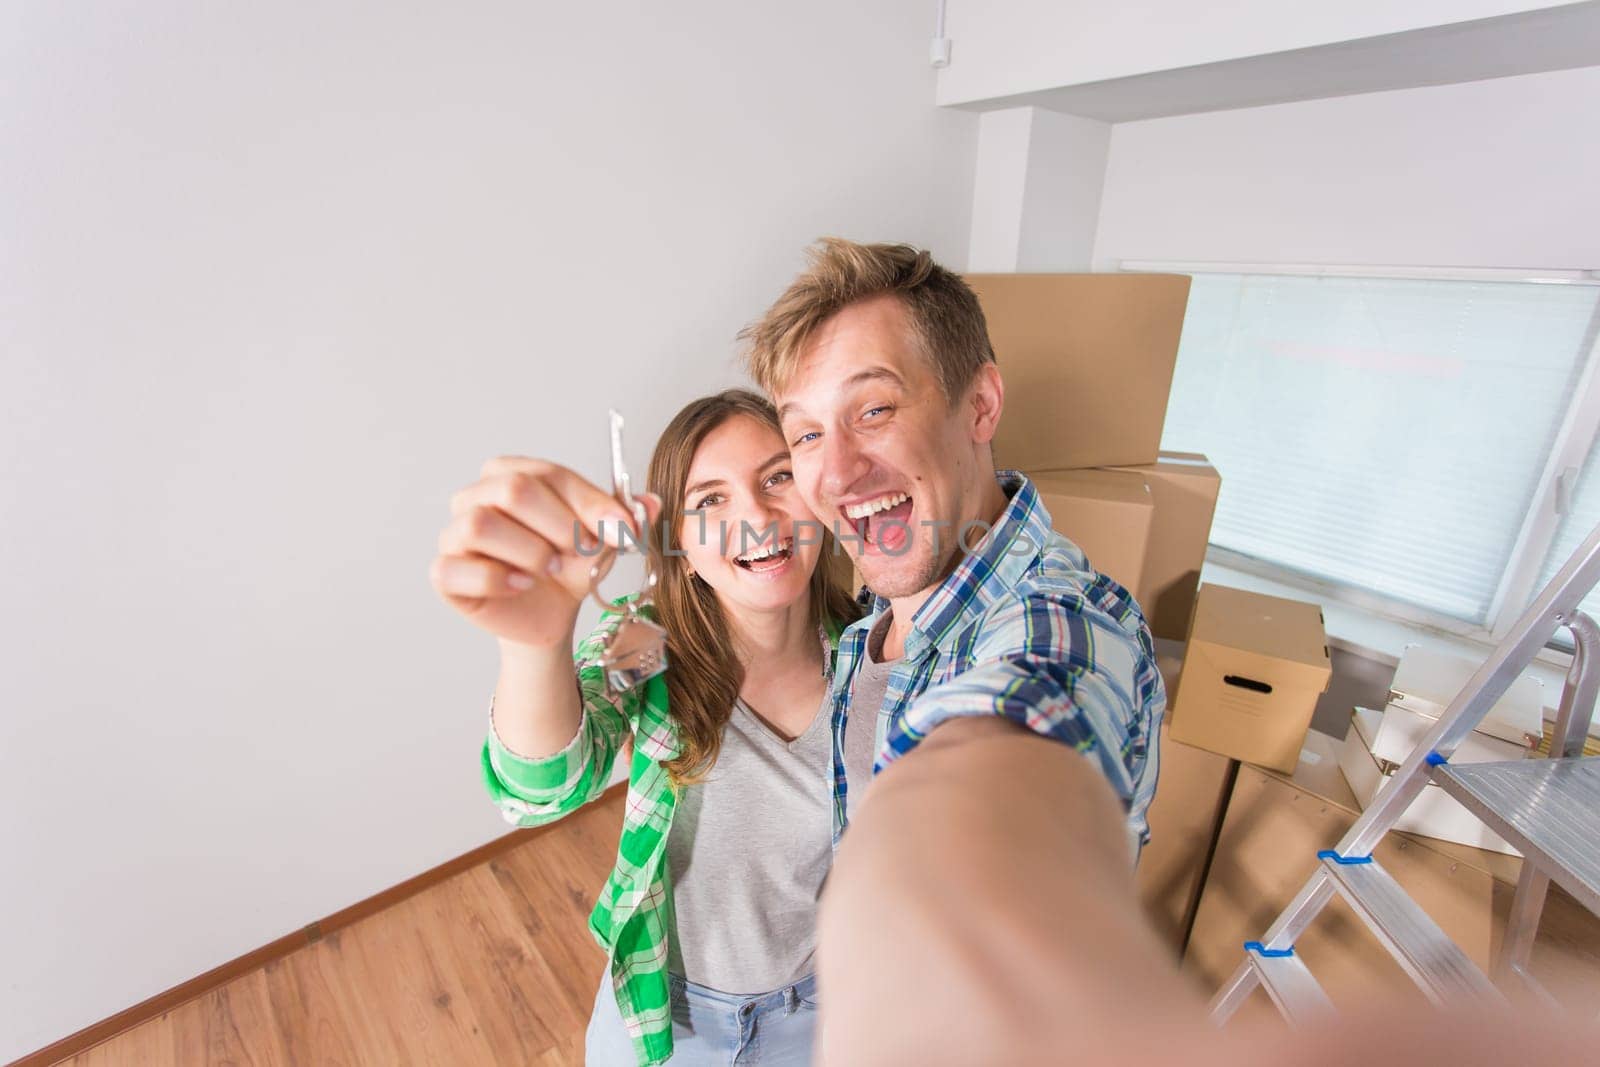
[{"xmin": 733, "ymin": 536, "xmax": 795, "ymax": 573}]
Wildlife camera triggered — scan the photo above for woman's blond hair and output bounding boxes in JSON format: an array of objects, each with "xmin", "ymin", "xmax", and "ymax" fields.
[
  {"xmin": 645, "ymin": 389, "xmax": 860, "ymax": 784},
  {"xmin": 739, "ymin": 237, "xmax": 995, "ymax": 401}
]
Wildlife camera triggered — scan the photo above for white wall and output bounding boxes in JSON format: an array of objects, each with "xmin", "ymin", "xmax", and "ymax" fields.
[
  {"xmin": 0, "ymin": 3, "xmax": 977, "ymax": 1058},
  {"xmin": 1092, "ymin": 65, "xmax": 1600, "ymax": 271},
  {"xmin": 937, "ymin": 0, "xmax": 1587, "ymax": 105}
]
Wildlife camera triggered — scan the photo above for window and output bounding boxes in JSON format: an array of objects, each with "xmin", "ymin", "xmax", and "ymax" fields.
[{"xmin": 1129, "ymin": 264, "xmax": 1600, "ymax": 638}]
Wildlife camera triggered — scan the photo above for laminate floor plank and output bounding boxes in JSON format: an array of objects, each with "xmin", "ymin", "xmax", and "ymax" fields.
[
  {"xmin": 165, "ymin": 969, "xmax": 287, "ymax": 1067},
  {"xmin": 261, "ymin": 942, "xmax": 366, "ymax": 1067},
  {"xmin": 439, "ymin": 864, "xmax": 568, "ymax": 1059}
]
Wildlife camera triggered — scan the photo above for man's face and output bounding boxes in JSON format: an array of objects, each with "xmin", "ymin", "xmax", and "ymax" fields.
[{"xmin": 775, "ymin": 294, "xmax": 997, "ymax": 600}]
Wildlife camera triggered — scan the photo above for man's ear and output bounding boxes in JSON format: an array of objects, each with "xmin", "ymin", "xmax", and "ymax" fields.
[{"xmin": 966, "ymin": 363, "xmax": 1005, "ymax": 446}]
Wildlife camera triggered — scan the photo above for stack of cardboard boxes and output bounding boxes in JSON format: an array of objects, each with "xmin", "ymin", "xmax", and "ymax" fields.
[
  {"xmin": 972, "ymin": 275, "xmax": 1336, "ymax": 781},
  {"xmin": 963, "ymin": 273, "xmax": 1237, "ymax": 957},
  {"xmin": 971, "ymin": 273, "xmax": 1338, "ymax": 962},
  {"xmin": 964, "ymin": 272, "xmax": 1221, "ymax": 644}
]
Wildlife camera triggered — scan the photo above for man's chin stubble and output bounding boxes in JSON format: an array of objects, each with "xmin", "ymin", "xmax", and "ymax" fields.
[{"xmin": 859, "ymin": 553, "xmax": 945, "ymax": 601}]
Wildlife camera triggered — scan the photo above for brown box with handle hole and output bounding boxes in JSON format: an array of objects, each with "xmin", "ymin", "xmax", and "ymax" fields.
[{"xmin": 1169, "ymin": 583, "xmax": 1331, "ymax": 773}]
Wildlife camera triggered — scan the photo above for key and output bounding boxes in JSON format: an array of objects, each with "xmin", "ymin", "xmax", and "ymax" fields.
[
  {"xmin": 588, "ymin": 409, "xmax": 669, "ymax": 694},
  {"xmin": 608, "ymin": 409, "xmax": 650, "ymax": 539}
]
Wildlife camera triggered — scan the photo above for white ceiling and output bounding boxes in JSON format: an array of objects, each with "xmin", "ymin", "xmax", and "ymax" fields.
[{"xmin": 956, "ymin": 2, "xmax": 1600, "ymax": 121}]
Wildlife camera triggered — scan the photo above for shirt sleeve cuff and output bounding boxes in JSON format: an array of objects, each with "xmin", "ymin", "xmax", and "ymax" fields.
[{"xmin": 485, "ymin": 696, "xmax": 592, "ymax": 803}]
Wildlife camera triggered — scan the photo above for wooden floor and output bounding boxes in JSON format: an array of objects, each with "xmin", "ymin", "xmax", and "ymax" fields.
[{"xmin": 61, "ymin": 793, "xmax": 624, "ymax": 1066}]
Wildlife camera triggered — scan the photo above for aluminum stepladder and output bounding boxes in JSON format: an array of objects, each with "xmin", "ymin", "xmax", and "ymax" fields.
[{"xmin": 1211, "ymin": 518, "xmax": 1600, "ymax": 1026}]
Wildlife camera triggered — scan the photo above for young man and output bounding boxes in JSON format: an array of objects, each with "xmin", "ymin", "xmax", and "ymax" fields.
[
  {"xmin": 740, "ymin": 243, "xmax": 1586, "ymax": 1065},
  {"xmin": 741, "ymin": 238, "xmax": 1164, "ymax": 853}
]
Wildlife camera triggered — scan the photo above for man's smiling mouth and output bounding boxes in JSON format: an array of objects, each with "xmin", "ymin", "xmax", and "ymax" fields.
[{"xmin": 841, "ymin": 492, "xmax": 914, "ymax": 547}]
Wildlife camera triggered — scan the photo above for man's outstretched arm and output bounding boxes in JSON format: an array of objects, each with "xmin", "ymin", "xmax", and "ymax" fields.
[
  {"xmin": 818, "ymin": 718, "xmax": 1598, "ymax": 1066},
  {"xmin": 817, "ymin": 716, "xmax": 1198, "ymax": 1065}
]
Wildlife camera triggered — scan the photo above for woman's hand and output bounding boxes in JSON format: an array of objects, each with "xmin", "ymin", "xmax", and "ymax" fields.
[{"xmin": 431, "ymin": 456, "xmax": 661, "ymax": 651}]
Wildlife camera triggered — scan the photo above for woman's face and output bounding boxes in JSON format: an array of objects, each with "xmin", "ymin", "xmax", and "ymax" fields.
[{"xmin": 677, "ymin": 414, "xmax": 821, "ymax": 617}]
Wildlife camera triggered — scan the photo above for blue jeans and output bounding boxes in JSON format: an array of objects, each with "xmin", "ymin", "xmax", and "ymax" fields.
[{"xmin": 584, "ymin": 970, "xmax": 819, "ymax": 1065}]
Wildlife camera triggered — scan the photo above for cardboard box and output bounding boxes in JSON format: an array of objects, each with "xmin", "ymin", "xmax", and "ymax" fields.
[
  {"xmin": 1338, "ymin": 708, "xmax": 1521, "ymax": 856},
  {"xmin": 1169, "ymin": 584, "xmax": 1332, "ymax": 773},
  {"xmin": 966, "ymin": 272, "xmax": 1192, "ymax": 471},
  {"xmin": 1136, "ymin": 725, "xmax": 1235, "ymax": 959},
  {"xmin": 1374, "ymin": 644, "xmax": 1547, "ymax": 765},
  {"xmin": 1105, "ymin": 452, "xmax": 1221, "ymax": 642},
  {"xmin": 1373, "ymin": 700, "xmax": 1536, "ymax": 767},
  {"xmin": 1028, "ymin": 467, "xmax": 1154, "ymax": 596}
]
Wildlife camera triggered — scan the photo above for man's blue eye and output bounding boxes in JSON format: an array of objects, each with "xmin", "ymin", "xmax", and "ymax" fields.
[
  {"xmin": 864, "ymin": 405, "xmax": 890, "ymax": 419},
  {"xmin": 793, "ymin": 432, "xmax": 819, "ymax": 446}
]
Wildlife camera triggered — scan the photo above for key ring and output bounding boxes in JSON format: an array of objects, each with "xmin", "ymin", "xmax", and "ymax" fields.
[{"xmin": 587, "ymin": 551, "xmax": 657, "ymax": 613}]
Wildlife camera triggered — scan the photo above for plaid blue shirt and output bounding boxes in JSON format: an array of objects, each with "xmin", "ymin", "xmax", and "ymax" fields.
[{"xmin": 830, "ymin": 471, "xmax": 1166, "ymax": 856}]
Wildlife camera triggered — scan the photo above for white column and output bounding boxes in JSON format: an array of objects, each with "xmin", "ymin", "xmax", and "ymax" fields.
[
  {"xmin": 966, "ymin": 108, "xmax": 1033, "ymax": 271},
  {"xmin": 1017, "ymin": 107, "xmax": 1110, "ymax": 271},
  {"xmin": 965, "ymin": 106, "xmax": 1111, "ymax": 272}
]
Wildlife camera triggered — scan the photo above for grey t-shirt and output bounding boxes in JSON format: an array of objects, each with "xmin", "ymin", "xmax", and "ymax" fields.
[
  {"xmin": 841, "ymin": 612, "xmax": 899, "ymax": 822},
  {"xmin": 665, "ymin": 693, "xmax": 833, "ymax": 994}
]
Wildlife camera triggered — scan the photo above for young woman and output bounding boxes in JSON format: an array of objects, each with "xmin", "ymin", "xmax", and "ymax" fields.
[{"xmin": 431, "ymin": 389, "xmax": 860, "ymax": 1066}]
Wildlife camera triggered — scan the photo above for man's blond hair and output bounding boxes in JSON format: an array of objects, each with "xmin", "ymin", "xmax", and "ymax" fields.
[{"xmin": 740, "ymin": 238, "xmax": 995, "ymax": 401}]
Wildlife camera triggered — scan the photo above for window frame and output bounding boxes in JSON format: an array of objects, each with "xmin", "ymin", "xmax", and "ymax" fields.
[{"xmin": 1121, "ymin": 259, "xmax": 1600, "ymax": 645}]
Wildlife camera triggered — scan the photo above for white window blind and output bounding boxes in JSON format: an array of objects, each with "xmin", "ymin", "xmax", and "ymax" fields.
[{"xmin": 1158, "ymin": 272, "xmax": 1600, "ymax": 626}]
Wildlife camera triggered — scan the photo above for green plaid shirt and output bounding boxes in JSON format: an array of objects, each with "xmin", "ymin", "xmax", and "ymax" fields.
[
  {"xmin": 481, "ymin": 603, "xmax": 840, "ymax": 1065},
  {"xmin": 481, "ymin": 603, "xmax": 682, "ymax": 1066}
]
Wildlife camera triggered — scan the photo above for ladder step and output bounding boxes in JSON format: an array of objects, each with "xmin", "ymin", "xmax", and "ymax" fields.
[
  {"xmin": 1244, "ymin": 943, "xmax": 1335, "ymax": 1027},
  {"xmin": 1318, "ymin": 853, "xmax": 1500, "ymax": 1005},
  {"xmin": 1431, "ymin": 757, "xmax": 1600, "ymax": 915}
]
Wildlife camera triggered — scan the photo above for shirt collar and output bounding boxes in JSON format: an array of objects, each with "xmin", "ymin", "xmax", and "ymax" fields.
[{"xmin": 859, "ymin": 470, "xmax": 1050, "ymax": 661}]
